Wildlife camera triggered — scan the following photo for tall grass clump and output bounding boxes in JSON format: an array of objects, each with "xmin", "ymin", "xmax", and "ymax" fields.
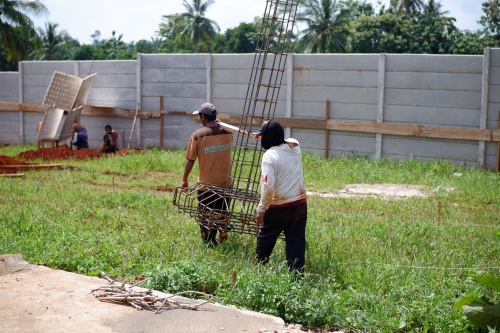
[{"xmin": 1, "ymin": 145, "xmax": 499, "ymax": 332}]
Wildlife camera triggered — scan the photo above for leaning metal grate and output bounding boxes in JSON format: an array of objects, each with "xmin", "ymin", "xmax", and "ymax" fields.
[
  {"xmin": 37, "ymin": 72, "xmax": 96, "ymax": 143},
  {"xmin": 173, "ymin": 0, "xmax": 299, "ymax": 237}
]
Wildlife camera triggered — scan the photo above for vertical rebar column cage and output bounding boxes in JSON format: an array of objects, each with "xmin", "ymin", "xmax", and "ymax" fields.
[{"xmin": 173, "ymin": 0, "xmax": 299, "ymax": 236}]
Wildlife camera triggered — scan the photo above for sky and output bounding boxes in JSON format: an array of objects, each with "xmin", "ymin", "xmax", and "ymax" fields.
[{"xmin": 32, "ymin": 0, "xmax": 484, "ymax": 45}]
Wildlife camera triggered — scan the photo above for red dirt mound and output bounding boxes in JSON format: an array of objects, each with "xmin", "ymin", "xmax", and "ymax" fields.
[
  {"xmin": 0, "ymin": 156, "xmax": 28, "ymax": 166},
  {"xmin": 0, "ymin": 156, "xmax": 29, "ymax": 174},
  {"xmin": 18, "ymin": 145, "xmax": 103, "ymax": 161}
]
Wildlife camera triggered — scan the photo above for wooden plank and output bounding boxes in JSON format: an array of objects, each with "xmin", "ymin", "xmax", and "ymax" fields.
[
  {"xmin": 0, "ymin": 102, "xmax": 19, "ymax": 111},
  {"xmin": 494, "ymin": 130, "xmax": 500, "ymax": 142},
  {"xmin": 217, "ymin": 114, "xmax": 327, "ymax": 130},
  {"xmin": 327, "ymin": 119, "xmax": 494, "ymax": 142},
  {"xmin": 274, "ymin": 117, "xmax": 327, "ymax": 130},
  {"xmin": 81, "ymin": 105, "xmax": 161, "ymax": 119},
  {"xmin": 3, "ymin": 102, "xmax": 499, "ymax": 143},
  {"xmin": 0, "ymin": 174, "xmax": 24, "ymax": 177},
  {"xmin": 218, "ymin": 121, "xmax": 258, "ymax": 140},
  {"xmin": 0, "ymin": 102, "xmax": 46, "ymax": 112},
  {"xmin": 0, "ymin": 164, "xmax": 63, "ymax": 170},
  {"xmin": 21, "ymin": 103, "xmax": 47, "ymax": 112}
]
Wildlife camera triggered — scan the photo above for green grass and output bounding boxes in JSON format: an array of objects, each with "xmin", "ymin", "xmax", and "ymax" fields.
[{"xmin": 1, "ymin": 145, "xmax": 499, "ymax": 332}]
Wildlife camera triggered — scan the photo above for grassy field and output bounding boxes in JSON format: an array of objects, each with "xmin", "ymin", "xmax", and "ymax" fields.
[{"xmin": 1, "ymin": 145, "xmax": 499, "ymax": 332}]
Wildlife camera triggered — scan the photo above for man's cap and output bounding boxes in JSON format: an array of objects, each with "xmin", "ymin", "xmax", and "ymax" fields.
[
  {"xmin": 251, "ymin": 120, "xmax": 271, "ymax": 136},
  {"xmin": 193, "ymin": 103, "xmax": 217, "ymax": 116}
]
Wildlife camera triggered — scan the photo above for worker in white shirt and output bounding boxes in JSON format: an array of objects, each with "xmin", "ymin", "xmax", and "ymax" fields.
[{"xmin": 253, "ymin": 120, "xmax": 307, "ymax": 273}]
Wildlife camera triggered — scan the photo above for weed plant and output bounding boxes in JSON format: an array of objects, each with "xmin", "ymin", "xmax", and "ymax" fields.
[{"xmin": 1, "ymin": 145, "xmax": 499, "ymax": 332}]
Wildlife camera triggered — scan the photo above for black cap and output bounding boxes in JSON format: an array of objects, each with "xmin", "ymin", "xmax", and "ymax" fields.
[
  {"xmin": 253, "ymin": 120, "xmax": 285, "ymax": 150},
  {"xmin": 251, "ymin": 120, "xmax": 271, "ymax": 136}
]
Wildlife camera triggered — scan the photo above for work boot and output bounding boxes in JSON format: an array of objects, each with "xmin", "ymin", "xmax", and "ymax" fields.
[{"xmin": 201, "ymin": 228, "xmax": 218, "ymax": 247}]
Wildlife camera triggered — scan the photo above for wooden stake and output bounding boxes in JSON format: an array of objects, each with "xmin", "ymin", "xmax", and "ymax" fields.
[
  {"xmin": 231, "ymin": 269, "xmax": 237, "ymax": 287},
  {"xmin": 437, "ymin": 201, "xmax": 442, "ymax": 223},
  {"xmin": 112, "ymin": 176, "xmax": 115, "ymax": 192},
  {"xmin": 128, "ymin": 103, "xmax": 139, "ymax": 149}
]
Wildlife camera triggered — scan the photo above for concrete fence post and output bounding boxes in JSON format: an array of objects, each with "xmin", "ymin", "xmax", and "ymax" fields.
[
  {"xmin": 375, "ymin": 54, "xmax": 386, "ymax": 160},
  {"xmin": 285, "ymin": 54, "xmax": 294, "ymax": 139},
  {"xmin": 206, "ymin": 54, "xmax": 212, "ymax": 102},
  {"xmin": 136, "ymin": 53, "xmax": 142, "ymax": 148},
  {"xmin": 18, "ymin": 62, "xmax": 24, "ymax": 144},
  {"xmin": 479, "ymin": 47, "xmax": 491, "ymax": 165}
]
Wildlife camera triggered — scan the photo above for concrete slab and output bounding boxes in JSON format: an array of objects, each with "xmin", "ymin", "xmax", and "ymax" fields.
[{"xmin": 0, "ymin": 254, "xmax": 305, "ymax": 333}]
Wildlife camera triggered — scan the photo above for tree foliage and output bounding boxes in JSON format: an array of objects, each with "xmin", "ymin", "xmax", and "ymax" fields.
[
  {"xmin": 1, "ymin": 0, "xmax": 500, "ymax": 70},
  {"xmin": 479, "ymin": 0, "xmax": 500, "ymax": 41},
  {"xmin": 0, "ymin": 0, "xmax": 47, "ymax": 64},
  {"xmin": 158, "ymin": 0, "xmax": 219, "ymax": 53},
  {"xmin": 295, "ymin": 0, "xmax": 351, "ymax": 53},
  {"xmin": 212, "ymin": 21, "xmax": 259, "ymax": 53}
]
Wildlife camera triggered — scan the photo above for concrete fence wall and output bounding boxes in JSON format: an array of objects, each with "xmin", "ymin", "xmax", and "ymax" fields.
[{"xmin": 0, "ymin": 49, "xmax": 499, "ymax": 170}]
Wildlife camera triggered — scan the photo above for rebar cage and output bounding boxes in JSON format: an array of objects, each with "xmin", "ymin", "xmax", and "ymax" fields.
[{"xmin": 173, "ymin": 0, "xmax": 299, "ymax": 236}]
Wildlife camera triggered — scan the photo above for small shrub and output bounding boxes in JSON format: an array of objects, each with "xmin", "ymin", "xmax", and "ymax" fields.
[{"xmin": 454, "ymin": 274, "xmax": 500, "ymax": 331}]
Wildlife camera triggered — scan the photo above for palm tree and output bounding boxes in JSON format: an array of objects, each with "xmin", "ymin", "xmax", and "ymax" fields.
[
  {"xmin": 295, "ymin": 0, "xmax": 350, "ymax": 53},
  {"xmin": 0, "ymin": 0, "xmax": 47, "ymax": 62},
  {"xmin": 160, "ymin": 0, "xmax": 219, "ymax": 52},
  {"xmin": 37, "ymin": 22, "xmax": 64, "ymax": 60},
  {"xmin": 423, "ymin": 0, "xmax": 456, "ymax": 26},
  {"xmin": 390, "ymin": 0, "xmax": 425, "ymax": 14}
]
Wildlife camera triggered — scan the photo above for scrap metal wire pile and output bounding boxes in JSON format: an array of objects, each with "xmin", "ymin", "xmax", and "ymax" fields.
[
  {"xmin": 173, "ymin": 0, "xmax": 299, "ymax": 237},
  {"xmin": 92, "ymin": 273, "xmax": 212, "ymax": 313}
]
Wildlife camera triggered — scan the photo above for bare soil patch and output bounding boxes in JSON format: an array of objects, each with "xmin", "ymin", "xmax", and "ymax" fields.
[{"xmin": 307, "ymin": 183, "xmax": 443, "ymax": 199}]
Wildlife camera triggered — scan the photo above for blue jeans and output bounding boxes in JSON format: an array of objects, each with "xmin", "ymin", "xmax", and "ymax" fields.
[{"xmin": 256, "ymin": 202, "xmax": 307, "ymax": 272}]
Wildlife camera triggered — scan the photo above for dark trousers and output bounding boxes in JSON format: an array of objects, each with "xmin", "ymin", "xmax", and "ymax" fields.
[
  {"xmin": 256, "ymin": 202, "xmax": 307, "ymax": 272},
  {"xmin": 105, "ymin": 145, "xmax": 116, "ymax": 153},
  {"xmin": 197, "ymin": 190, "xmax": 230, "ymax": 246}
]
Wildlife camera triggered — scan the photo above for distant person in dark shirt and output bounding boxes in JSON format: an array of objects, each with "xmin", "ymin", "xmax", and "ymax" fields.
[
  {"xmin": 71, "ymin": 122, "xmax": 89, "ymax": 150},
  {"xmin": 101, "ymin": 125, "xmax": 121, "ymax": 153}
]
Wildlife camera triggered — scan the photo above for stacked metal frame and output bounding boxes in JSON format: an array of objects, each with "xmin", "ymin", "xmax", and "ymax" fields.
[
  {"xmin": 37, "ymin": 72, "xmax": 96, "ymax": 144},
  {"xmin": 173, "ymin": 0, "xmax": 299, "ymax": 237}
]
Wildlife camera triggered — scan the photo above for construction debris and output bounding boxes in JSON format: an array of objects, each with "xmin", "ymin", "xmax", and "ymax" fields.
[{"xmin": 91, "ymin": 272, "xmax": 212, "ymax": 313}]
